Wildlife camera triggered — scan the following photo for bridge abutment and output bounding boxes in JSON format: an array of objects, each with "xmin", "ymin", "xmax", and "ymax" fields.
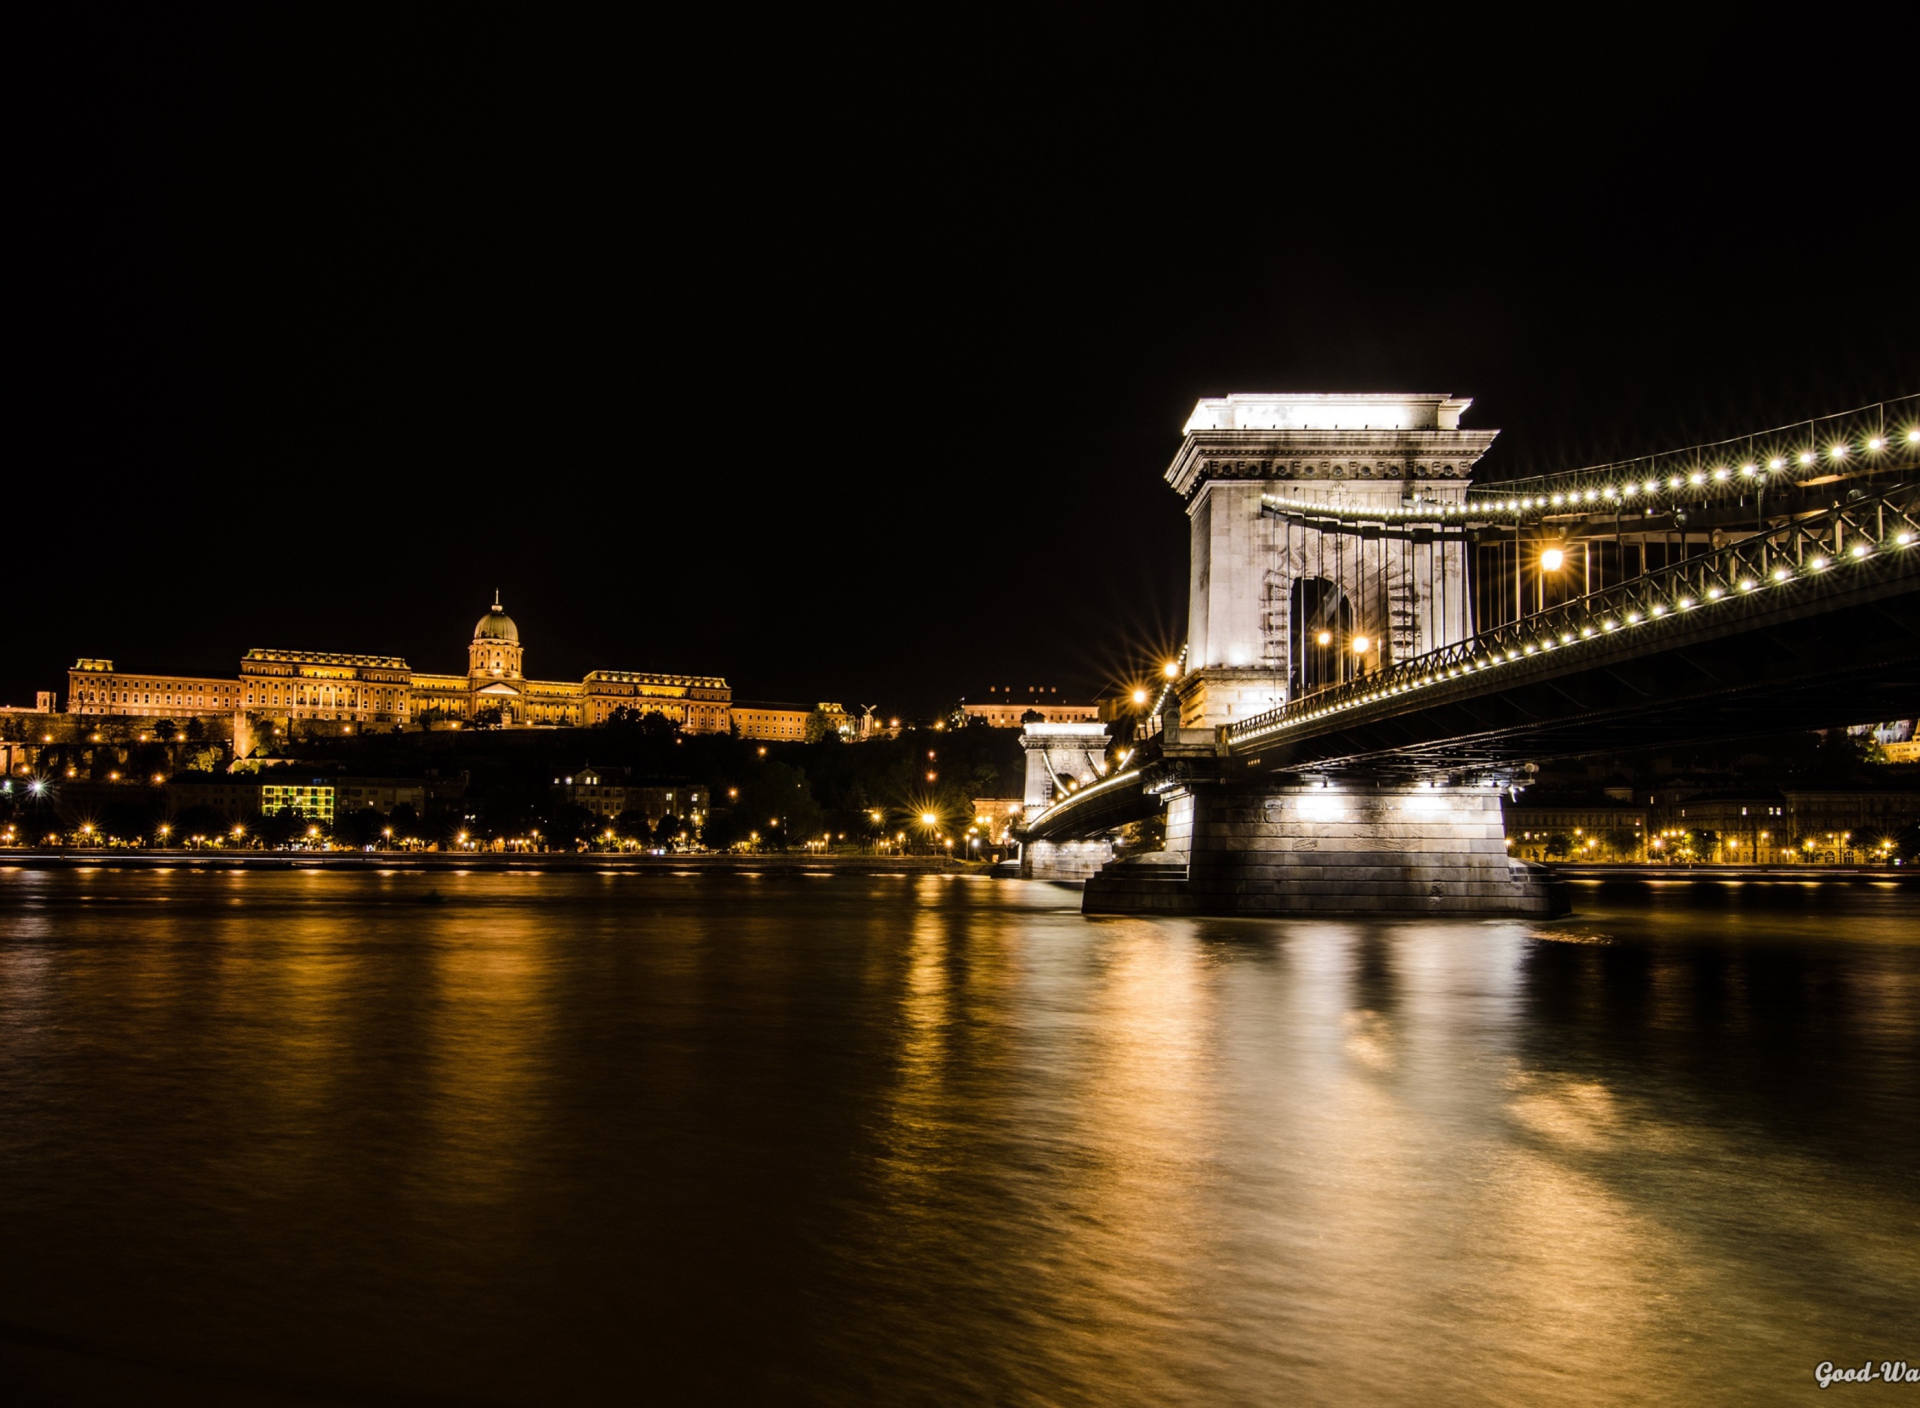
[
  {"xmin": 1085, "ymin": 779, "xmax": 1566, "ymax": 916},
  {"xmin": 1021, "ymin": 838, "xmax": 1117, "ymax": 882}
]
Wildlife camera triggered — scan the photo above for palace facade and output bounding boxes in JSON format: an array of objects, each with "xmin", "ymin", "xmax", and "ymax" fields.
[{"xmin": 66, "ymin": 596, "xmax": 732, "ymax": 733}]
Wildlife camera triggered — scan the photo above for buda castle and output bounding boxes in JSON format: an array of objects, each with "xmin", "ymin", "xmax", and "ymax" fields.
[{"xmin": 65, "ymin": 596, "xmax": 732, "ymax": 734}]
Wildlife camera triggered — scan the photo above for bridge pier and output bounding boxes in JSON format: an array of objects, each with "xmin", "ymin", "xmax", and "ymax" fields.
[{"xmin": 1085, "ymin": 779, "xmax": 1566, "ymax": 916}]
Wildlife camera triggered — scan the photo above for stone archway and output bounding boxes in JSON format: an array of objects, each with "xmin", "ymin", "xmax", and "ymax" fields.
[{"xmin": 1290, "ymin": 576, "xmax": 1352, "ymax": 693}]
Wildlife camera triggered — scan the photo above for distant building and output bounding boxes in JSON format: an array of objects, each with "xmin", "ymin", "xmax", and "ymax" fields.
[
  {"xmin": 0, "ymin": 692, "xmax": 57, "ymax": 715},
  {"xmin": 335, "ymin": 778, "xmax": 428, "ymax": 816},
  {"xmin": 1782, "ymin": 788, "xmax": 1920, "ymax": 861},
  {"xmin": 168, "ymin": 773, "xmax": 426, "ymax": 822},
  {"xmin": 551, "ymin": 765, "xmax": 707, "ymax": 825},
  {"xmin": 962, "ymin": 686, "xmax": 1098, "ymax": 728},
  {"xmin": 69, "ymin": 660, "xmax": 245, "ymax": 719},
  {"xmin": 260, "ymin": 780, "xmax": 336, "ymax": 823},
  {"xmin": 167, "ymin": 774, "xmax": 264, "ymax": 820},
  {"xmin": 1660, "ymin": 792, "xmax": 1788, "ymax": 863},
  {"xmin": 66, "ymin": 596, "xmax": 732, "ymax": 734},
  {"xmin": 239, "ymin": 650, "xmax": 413, "ymax": 724},
  {"xmin": 731, "ymin": 701, "xmax": 814, "ymax": 741},
  {"xmin": 1655, "ymin": 789, "xmax": 1920, "ymax": 863},
  {"xmin": 1504, "ymin": 797, "xmax": 1649, "ymax": 862}
]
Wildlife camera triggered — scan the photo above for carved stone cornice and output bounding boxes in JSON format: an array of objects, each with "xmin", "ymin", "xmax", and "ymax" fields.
[{"xmin": 1166, "ymin": 428, "xmax": 1500, "ymax": 498}]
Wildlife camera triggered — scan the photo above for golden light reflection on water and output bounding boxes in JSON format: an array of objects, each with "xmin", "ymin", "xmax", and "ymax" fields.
[
  {"xmin": 417, "ymin": 918, "xmax": 554, "ymax": 1208},
  {"xmin": 1, "ymin": 872, "xmax": 1917, "ymax": 1404}
]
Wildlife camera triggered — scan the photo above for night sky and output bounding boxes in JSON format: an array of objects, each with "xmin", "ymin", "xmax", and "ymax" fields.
[{"xmin": 14, "ymin": 12, "xmax": 1916, "ymax": 713}]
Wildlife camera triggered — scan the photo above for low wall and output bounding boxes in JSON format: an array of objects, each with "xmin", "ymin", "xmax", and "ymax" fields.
[{"xmin": 1020, "ymin": 838, "xmax": 1115, "ymax": 883}]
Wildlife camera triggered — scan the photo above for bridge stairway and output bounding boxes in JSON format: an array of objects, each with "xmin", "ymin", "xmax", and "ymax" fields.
[{"xmin": 1083, "ymin": 852, "xmax": 1197, "ymax": 914}]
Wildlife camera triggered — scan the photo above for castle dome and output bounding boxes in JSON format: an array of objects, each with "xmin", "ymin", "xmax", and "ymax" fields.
[{"xmin": 474, "ymin": 593, "xmax": 519, "ymax": 643}]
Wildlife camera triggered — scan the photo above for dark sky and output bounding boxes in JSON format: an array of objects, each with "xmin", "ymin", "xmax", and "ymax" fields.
[{"xmin": 13, "ymin": 11, "xmax": 1916, "ymax": 713}]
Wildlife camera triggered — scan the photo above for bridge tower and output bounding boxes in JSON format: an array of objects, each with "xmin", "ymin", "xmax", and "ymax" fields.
[
  {"xmin": 1165, "ymin": 393, "xmax": 1496, "ymax": 731},
  {"xmin": 1019, "ymin": 720, "xmax": 1119, "ymax": 881},
  {"xmin": 1076, "ymin": 390, "xmax": 1562, "ymax": 915}
]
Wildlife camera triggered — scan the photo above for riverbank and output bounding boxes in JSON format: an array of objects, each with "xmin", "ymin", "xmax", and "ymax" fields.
[
  {"xmin": 1554, "ymin": 863, "xmax": 1916, "ymax": 883},
  {"xmin": 0, "ymin": 849, "xmax": 980, "ymax": 875}
]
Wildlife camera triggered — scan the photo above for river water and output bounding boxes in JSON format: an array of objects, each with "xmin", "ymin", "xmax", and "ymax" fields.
[{"xmin": 0, "ymin": 868, "xmax": 1915, "ymax": 1405}]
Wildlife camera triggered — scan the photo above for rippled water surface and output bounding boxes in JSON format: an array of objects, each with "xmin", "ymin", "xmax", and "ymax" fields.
[{"xmin": 1, "ymin": 868, "xmax": 1917, "ymax": 1405}]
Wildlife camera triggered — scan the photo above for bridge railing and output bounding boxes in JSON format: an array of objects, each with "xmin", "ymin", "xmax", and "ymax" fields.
[{"xmin": 1226, "ymin": 480, "xmax": 1920, "ymax": 750}]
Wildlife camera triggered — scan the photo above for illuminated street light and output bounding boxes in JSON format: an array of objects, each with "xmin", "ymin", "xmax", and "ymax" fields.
[
  {"xmin": 1351, "ymin": 636, "xmax": 1371, "ymax": 655},
  {"xmin": 1540, "ymin": 547, "xmax": 1566, "ymax": 572},
  {"xmin": 920, "ymin": 812, "xmax": 938, "ymax": 826},
  {"xmin": 1130, "ymin": 689, "xmax": 1148, "ymax": 705},
  {"xmin": 1316, "ymin": 631, "xmax": 1332, "ymax": 646},
  {"xmin": 1161, "ymin": 661, "xmax": 1179, "ymax": 678}
]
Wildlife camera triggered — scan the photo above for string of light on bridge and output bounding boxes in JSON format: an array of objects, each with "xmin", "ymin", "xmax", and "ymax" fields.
[
  {"xmin": 1260, "ymin": 418, "xmax": 1920, "ymax": 528},
  {"xmin": 1226, "ymin": 503, "xmax": 1918, "ymax": 750},
  {"xmin": 1465, "ymin": 418, "xmax": 1920, "ymax": 518}
]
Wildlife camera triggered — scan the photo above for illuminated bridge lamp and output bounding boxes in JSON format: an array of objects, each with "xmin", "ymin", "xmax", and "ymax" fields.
[
  {"xmin": 1540, "ymin": 546, "xmax": 1566, "ymax": 572},
  {"xmin": 1161, "ymin": 660, "xmax": 1179, "ymax": 679},
  {"xmin": 1316, "ymin": 631, "xmax": 1332, "ymax": 646},
  {"xmin": 1130, "ymin": 688, "xmax": 1148, "ymax": 705},
  {"xmin": 1351, "ymin": 635, "xmax": 1371, "ymax": 656}
]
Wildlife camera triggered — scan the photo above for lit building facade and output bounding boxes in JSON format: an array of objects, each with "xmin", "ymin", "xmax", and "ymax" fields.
[
  {"xmin": 730, "ymin": 701, "xmax": 814, "ymax": 741},
  {"xmin": 66, "ymin": 596, "xmax": 732, "ymax": 733},
  {"xmin": 68, "ymin": 660, "xmax": 245, "ymax": 718},
  {"xmin": 260, "ymin": 781, "xmax": 336, "ymax": 823},
  {"xmin": 240, "ymin": 650, "xmax": 413, "ymax": 722},
  {"xmin": 726, "ymin": 701, "xmax": 869, "ymax": 742},
  {"xmin": 962, "ymin": 687, "xmax": 1100, "ymax": 728}
]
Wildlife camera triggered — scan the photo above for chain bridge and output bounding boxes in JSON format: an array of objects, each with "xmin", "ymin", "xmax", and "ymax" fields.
[{"xmin": 1018, "ymin": 393, "xmax": 1920, "ymax": 916}]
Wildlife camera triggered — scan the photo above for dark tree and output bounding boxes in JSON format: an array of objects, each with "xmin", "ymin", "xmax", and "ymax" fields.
[
  {"xmin": 252, "ymin": 806, "xmax": 307, "ymax": 847},
  {"xmin": 334, "ymin": 807, "xmax": 387, "ymax": 848},
  {"xmin": 169, "ymin": 804, "xmax": 228, "ymax": 844},
  {"xmin": 706, "ymin": 760, "xmax": 824, "ymax": 849},
  {"xmin": 545, "ymin": 803, "xmax": 596, "ymax": 850}
]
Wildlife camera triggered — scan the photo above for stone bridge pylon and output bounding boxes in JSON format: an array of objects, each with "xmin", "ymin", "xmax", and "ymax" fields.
[{"xmin": 1084, "ymin": 391, "xmax": 1564, "ymax": 916}]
